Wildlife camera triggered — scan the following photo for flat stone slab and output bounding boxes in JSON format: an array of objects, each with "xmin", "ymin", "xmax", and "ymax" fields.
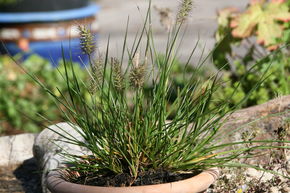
[{"xmin": 0, "ymin": 133, "xmax": 36, "ymax": 167}]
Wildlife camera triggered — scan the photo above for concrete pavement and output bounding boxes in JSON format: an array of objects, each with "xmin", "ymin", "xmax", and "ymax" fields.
[{"xmin": 96, "ymin": 0, "xmax": 249, "ymax": 65}]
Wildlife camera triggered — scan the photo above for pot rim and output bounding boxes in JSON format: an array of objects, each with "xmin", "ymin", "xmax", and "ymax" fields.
[
  {"xmin": 47, "ymin": 168, "xmax": 219, "ymax": 193},
  {"xmin": 0, "ymin": 4, "xmax": 100, "ymax": 23}
]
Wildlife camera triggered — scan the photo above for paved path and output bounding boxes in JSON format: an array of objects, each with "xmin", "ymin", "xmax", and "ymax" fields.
[{"xmin": 96, "ymin": 0, "xmax": 249, "ymax": 64}]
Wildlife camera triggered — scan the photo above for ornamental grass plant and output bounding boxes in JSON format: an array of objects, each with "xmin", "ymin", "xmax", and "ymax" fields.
[{"xmin": 28, "ymin": 0, "xmax": 289, "ymax": 186}]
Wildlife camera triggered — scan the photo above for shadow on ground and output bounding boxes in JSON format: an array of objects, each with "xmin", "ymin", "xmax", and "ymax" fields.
[{"xmin": 14, "ymin": 158, "xmax": 42, "ymax": 193}]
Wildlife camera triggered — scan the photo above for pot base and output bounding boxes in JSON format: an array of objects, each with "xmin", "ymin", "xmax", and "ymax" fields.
[{"xmin": 47, "ymin": 168, "xmax": 219, "ymax": 193}]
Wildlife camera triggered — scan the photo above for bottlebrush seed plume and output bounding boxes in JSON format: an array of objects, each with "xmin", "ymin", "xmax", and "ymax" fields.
[
  {"xmin": 112, "ymin": 57, "xmax": 125, "ymax": 92},
  {"xmin": 176, "ymin": 0, "xmax": 193, "ymax": 23},
  {"xmin": 129, "ymin": 53, "xmax": 146, "ymax": 89},
  {"xmin": 89, "ymin": 58, "xmax": 103, "ymax": 93},
  {"xmin": 78, "ymin": 25, "xmax": 95, "ymax": 55}
]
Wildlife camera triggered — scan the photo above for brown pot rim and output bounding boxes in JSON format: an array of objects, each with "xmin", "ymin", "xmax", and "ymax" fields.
[{"xmin": 47, "ymin": 168, "xmax": 219, "ymax": 193}]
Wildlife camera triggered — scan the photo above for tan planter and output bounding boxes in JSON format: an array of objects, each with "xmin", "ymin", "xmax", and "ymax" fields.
[{"xmin": 47, "ymin": 168, "xmax": 219, "ymax": 193}]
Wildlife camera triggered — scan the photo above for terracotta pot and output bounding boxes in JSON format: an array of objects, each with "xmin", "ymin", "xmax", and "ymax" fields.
[{"xmin": 47, "ymin": 168, "xmax": 219, "ymax": 193}]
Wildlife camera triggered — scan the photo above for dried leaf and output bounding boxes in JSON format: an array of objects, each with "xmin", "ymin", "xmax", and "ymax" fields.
[{"xmin": 231, "ymin": 1, "xmax": 290, "ymax": 47}]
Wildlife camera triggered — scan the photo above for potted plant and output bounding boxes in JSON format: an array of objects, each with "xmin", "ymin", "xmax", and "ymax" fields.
[{"xmin": 31, "ymin": 1, "xmax": 289, "ymax": 193}]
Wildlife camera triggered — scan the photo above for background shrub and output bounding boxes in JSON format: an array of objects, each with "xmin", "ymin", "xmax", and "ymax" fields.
[{"xmin": 0, "ymin": 55, "xmax": 87, "ymax": 135}]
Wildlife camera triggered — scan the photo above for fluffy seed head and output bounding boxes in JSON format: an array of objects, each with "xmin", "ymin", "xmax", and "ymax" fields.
[
  {"xmin": 112, "ymin": 57, "xmax": 125, "ymax": 92},
  {"xmin": 89, "ymin": 58, "xmax": 103, "ymax": 93},
  {"xmin": 129, "ymin": 53, "xmax": 146, "ymax": 89},
  {"xmin": 177, "ymin": 0, "xmax": 193, "ymax": 23}
]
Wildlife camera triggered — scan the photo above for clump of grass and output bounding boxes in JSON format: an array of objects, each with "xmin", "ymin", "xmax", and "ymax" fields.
[{"xmin": 31, "ymin": 0, "xmax": 290, "ymax": 186}]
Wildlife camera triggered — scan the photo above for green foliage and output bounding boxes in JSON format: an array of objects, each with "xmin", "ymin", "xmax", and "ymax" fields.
[
  {"xmin": 215, "ymin": 51, "xmax": 290, "ymax": 108},
  {"xmin": 0, "ymin": 55, "xmax": 87, "ymax": 134},
  {"xmin": 213, "ymin": 0, "xmax": 290, "ymax": 108},
  {"xmin": 0, "ymin": 0, "xmax": 18, "ymax": 5},
  {"xmin": 149, "ymin": 54, "xmax": 209, "ymax": 118}
]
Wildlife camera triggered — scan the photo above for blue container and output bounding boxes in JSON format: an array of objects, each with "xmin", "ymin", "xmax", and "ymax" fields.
[{"xmin": 0, "ymin": 4, "xmax": 100, "ymax": 66}]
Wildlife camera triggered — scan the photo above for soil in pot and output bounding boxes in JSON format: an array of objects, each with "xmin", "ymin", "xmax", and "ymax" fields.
[{"xmin": 64, "ymin": 169, "xmax": 200, "ymax": 187}]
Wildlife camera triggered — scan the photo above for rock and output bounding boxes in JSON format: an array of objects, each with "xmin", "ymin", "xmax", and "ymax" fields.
[
  {"xmin": 245, "ymin": 168, "xmax": 274, "ymax": 182},
  {"xmin": 223, "ymin": 95, "xmax": 290, "ymax": 140},
  {"xmin": 281, "ymin": 184, "xmax": 290, "ymax": 193},
  {"xmin": 33, "ymin": 122, "xmax": 90, "ymax": 193},
  {"xmin": 270, "ymin": 187, "xmax": 279, "ymax": 193},
  {"xmin": 220, "ymin": 95, "xmax": 290, "ymax": 165},
  {"xmin": 0, "ymin": 133, "xmax": 36, "ymax": 167}
]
